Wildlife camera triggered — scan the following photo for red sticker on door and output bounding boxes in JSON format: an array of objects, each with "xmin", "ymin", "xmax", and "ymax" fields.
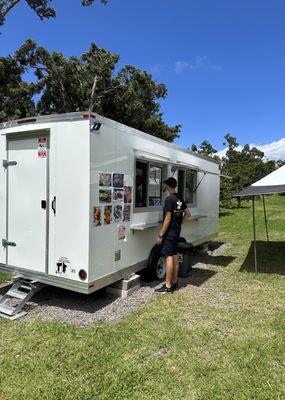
[
  {"xmin": 38, "ymin": 137, "xmax": 47, "ymax": 144},
  {"xmin": 38, "ymin": 150, "xmax": 47, "ymax": 158}
]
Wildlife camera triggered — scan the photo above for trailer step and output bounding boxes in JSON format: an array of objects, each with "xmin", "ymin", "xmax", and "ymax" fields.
[
  {"xmin": 0, "ymin": 303, "xmax": 15, "ymax": 316},
  {"xmin": 7, "ymin": 289, "xmax": 28, "ymax": 300},
  {"xmin": 0, "ymin": 279, "xmax": 45, "ymax": 319}
]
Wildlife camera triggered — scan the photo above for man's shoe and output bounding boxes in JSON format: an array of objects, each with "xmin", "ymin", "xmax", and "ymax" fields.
[
  {"xmin": 155, "ymin": 284, "xmax": 173, "ymax": 294},
  {"xmin": 171, "ymin": 282, "xmax": 179, "ymax": 291}
]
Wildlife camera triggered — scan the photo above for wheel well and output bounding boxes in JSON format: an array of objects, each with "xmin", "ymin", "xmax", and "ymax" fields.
[{"xmin": 148, "ymin": 244, "xmax": 162, "ymax": 268}]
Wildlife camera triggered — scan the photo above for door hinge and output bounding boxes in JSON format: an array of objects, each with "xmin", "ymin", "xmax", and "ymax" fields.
[
  {"xmin": 3, "ymin": 160, "xmax": 17, "ymax": 169},
  {"xmin": 2, "ymin": 239, "xmax": 16, "ymax": 248}
]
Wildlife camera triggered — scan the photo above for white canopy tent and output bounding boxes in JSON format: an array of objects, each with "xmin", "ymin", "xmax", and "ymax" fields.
[{"xmin": 236, "ymin": 165, "xmax": 285, "ymax": 272}]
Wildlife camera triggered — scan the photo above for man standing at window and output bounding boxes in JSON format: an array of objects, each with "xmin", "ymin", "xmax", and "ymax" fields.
[{"xmin": 155, "ymin": 177, "xmax": 191, "ymax": 294}]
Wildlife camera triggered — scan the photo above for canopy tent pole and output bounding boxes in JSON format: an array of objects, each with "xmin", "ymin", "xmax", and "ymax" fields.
[
  {"xmin": 262, "ymin": 195, "xmax": 269, "ymax": 242},
  {"xmin": 252, "ymin": 195, "xmax": 258, "ymax": 272}
]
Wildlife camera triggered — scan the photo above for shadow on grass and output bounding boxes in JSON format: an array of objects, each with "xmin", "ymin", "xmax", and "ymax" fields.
[
  {"xmin": 190, "ymin": 243, "xmax": 236, "ymax": 268},
  {"xmin": 240, "ymin": 241, "xmax": 285, "ymax": 275},
  {"xmin": 219, "ymin": 211, "xmax": 234, "ymax": 217},
  {"xmin": 179, "ymin": 268, "xmax": 217, "ymax": 288}
]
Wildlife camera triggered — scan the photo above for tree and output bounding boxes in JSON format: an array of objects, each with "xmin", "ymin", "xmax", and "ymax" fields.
[
  {"xmin": 0, "ymin": 0, "xmax": 108, "ymax": 26},
  {"xmin": 190, "ymin": 140, "xmax": 217, "ymax": 157},
  {"xmin": 191, "ymin": 135, "xmax": 278, "ymax": 208},
  {"xmin": 15, "ymin": 40, "xmax": 120, "ymax": 114},
  {"xmin": 102, "ymin": 65, "xmax": 181, "ymax": 141},
  {"xmin": 0, "ymin": 54, "xmax": 36, "ymax": 121},
  {"xmin": 276, "ymin": 160, "xmax": 285, "ymax": 168},
  {"xmin": 220, "ymin": 134, "xmax": 276, "ymax": 208},
  {"xmin": 2, "ymin": 40, "xmax": 180, "ymax": 141}
]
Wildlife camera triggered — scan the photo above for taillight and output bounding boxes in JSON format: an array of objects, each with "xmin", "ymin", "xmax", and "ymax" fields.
[{"xmin": 79, "ymin": 269, "xmax": 87, "ymax": 281}]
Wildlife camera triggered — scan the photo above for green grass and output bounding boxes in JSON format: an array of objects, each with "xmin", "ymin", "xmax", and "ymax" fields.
[{"xmin": 0, "ymin": 196, "xmax": 284, "ymax": 400}]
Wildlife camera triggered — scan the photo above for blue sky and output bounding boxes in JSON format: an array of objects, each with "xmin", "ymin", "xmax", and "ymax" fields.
[{"xmin": 1, "ymin": 0, "xmax": 285, "ymax": 157}]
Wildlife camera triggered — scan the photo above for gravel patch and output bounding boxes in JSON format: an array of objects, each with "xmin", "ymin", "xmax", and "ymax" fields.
[
  {"xmin": 22, "ymin": 282, "xmax": 161, "ymax": 327},
  {"xmin": 1, "ymin": 242, "xmax": 231, "ymax": 327}
]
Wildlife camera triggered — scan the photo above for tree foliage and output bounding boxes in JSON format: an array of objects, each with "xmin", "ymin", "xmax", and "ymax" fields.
[
  {"xmin": 220, "ymin": 134, "xmax": 276, "ymax": 207},
  {"xmin": 0, "ymin": 54, "xmax": 36, "ymax": 121},
  {"xmin": 0, "ymin": 0, "xmax": 108, "ymax": 26},
  {"xmin": 191, "ymin": 135, "xmax": 278, "ymax": 208},
  {"xmin": 1, "ymin": 40, "xmax": 180, "ymax": 141},
  {"xmin": 190, "ymin": 140, "xmax": 218, "ymax": 158}
]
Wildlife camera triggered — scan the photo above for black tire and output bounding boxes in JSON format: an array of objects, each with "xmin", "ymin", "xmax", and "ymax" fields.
[
  {"xmin": 144, "ymin": 244, "xmax": 166, "ymax": 281},
  {"xmin": 143, "ymin": 237, "xmax": 186, "ymax": 281}
]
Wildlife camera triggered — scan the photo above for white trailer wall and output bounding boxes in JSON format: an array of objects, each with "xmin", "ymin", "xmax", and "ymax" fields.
[
  {"xmin": 0, "ymin": 133, "xmax": 6, "ymax": 266},
  {"xmin": 88, "ymin": 116, "xmax": 220, "ymax": 284}
]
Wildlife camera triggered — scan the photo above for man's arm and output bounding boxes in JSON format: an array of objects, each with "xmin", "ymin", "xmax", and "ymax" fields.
[
  {"xmin": 156, "ymin": 211, "xmax": 171, "ymax": 244},
  {"xmin": 182, "ymin": 207, "xmax": 191, "ymax": 224},
  {"xmin": 159, "ymin": 211, "xmax": 172, "ymax": 237}
]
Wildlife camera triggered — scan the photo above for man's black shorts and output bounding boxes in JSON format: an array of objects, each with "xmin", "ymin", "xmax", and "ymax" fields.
[{"xmin": 162, "ymin": 237, "xmax": 178, "ymax": 256}]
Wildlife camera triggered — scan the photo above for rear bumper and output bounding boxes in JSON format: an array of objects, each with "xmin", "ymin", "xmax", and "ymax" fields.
[
  {"xmin": 0, "ymin": 263, "xmax": 89, "ymax": 294},
  {"xmin": 0, "ymin": 259, "xmax": 148, "ymax": 295}
]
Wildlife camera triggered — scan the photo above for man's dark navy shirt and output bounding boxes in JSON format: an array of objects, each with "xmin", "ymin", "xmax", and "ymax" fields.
[{"xmin": 163, "ymin": 193, "xmax": 187, "ymax": 240}]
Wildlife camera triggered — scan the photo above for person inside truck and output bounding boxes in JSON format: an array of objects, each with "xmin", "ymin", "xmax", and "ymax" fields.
[{"xmin": 155, "ymin": 177, "xmax": 191, "ymax": 294}]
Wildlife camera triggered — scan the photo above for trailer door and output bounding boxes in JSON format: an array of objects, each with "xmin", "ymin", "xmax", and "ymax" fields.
[{"xmin": 5, "ymin": 134, "xmax": 49, "ymax": 273}]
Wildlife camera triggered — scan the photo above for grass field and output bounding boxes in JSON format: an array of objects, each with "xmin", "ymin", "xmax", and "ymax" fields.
[{"xmin": 0, "ymin": 196, "xmax": 284, "ymax": 400}]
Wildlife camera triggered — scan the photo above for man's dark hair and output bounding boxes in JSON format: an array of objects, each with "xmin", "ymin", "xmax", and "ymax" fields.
[{"xmin": 163, "ymin": 177, "xmax": 177, "ymax": 188}]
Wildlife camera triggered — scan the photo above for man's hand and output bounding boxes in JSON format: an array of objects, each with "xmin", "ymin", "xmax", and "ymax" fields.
[
  {"xmin": 183, "ymin": 208, "xmax": 191, "ymax": 224},
  {"xmin": 156, "ymin": 236, "xmax": 163, "ymax": 245}
]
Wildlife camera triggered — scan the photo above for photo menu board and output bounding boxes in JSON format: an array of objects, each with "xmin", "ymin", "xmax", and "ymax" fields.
[{"xmin": 94, "ymin": 172, "xmax": 132, "ymax": 240}]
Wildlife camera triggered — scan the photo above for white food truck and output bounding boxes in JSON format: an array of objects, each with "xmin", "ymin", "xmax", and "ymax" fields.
[{"xmin": 0, "ymin": 112, "xmax": 220, "ymax": 300}]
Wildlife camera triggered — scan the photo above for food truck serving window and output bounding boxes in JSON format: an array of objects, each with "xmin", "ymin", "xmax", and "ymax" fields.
[{"xmin": 135, "ymin": 160, "xmax": 163, "ymax": 208}]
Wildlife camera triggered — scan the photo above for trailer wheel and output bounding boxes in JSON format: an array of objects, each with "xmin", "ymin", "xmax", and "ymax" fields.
[
  {"xmin": 145, "ymin": 244, "xmax": 166, "ymax": 280},
  {"xmin": 155, "ymin": 254, "xmax": 166, "ymax": 280},
  {"xmin": 144, "ymin": 238, "xmax": 186, "ymax": 281}
]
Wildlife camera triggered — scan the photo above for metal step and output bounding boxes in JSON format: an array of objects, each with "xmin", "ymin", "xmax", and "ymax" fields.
[
  {"xmin": 20, "ymin": 284, "xmax": 33, "ymax": 291},
  {"xmin": 0, "ymin": 279, "xmax": 45, "ymax": 319},
  {"xmin": 0, "ymin": 303, "xmax": 16, "ymax": 316},
  {"xmin": 7, "ymin": 289, "xmax": 28, "ymax": 300}
]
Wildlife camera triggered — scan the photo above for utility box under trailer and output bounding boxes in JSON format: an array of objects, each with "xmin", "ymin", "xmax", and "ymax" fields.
[{"xmin": 0, "ymin": 112, "xmax": 220, "ymax": 294}]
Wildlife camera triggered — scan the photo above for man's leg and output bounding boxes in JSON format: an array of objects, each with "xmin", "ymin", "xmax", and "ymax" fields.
[
  {"xmin": 172, "ymin": 255, "xmax": 179, "ymax": 284},
  {"xmin": 165, "ymin": 255, "xmax": 174, "ymax": 288}
]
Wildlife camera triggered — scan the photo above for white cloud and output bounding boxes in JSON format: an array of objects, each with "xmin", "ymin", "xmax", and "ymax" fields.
[
  {"xmin": 150, "ymin": 64, "xmax": 165, "ymax": 75},
  {"xmin": 174, "ymin": 61, "xmax": 189, "ymax": 74},
  {"xmin": 190, "ymin": 55, "xmax": 222, "ymax": 71},
  {"xmin": 216, "ymin": 138, "xmax": 285, "ymax": 161},
  {"xmin": 189, "ymin": 55, "xmax": 208, "ymax": 70},
  {"xmin": 258, "ymin": 138, "xmax": 285, "ymax": 160},
  {"xmin": 174, "ymin": 56, "xmax": 221, "ymax": 74}
]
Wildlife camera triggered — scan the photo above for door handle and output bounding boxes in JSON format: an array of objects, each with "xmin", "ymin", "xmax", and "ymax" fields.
[
  {"xmin": 41, "ymin": 200, "xmax": 47, "ymax": 209},
  {"xmin": 51, "ymin": 196, "xmax": 56, "ymax": 215}
]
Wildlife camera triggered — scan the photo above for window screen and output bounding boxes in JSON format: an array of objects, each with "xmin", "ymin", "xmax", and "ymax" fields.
[
  {"xmin": 185, "ymin": 170, "xmax": 196, "ymax": 205},
  {"xmin": 148, "ymin": 166, "xmax": 162, "ymax": 207}
]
